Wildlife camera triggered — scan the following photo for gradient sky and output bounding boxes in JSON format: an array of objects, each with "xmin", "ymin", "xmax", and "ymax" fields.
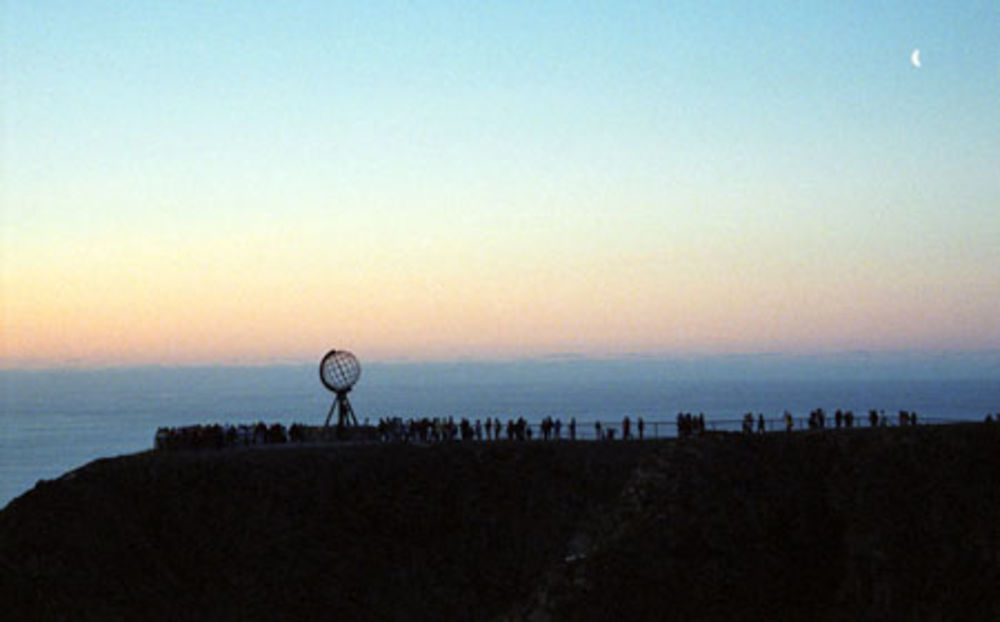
[{"xmin": 3, "ymin": 1, "xmax": 999, "ymax": 367}]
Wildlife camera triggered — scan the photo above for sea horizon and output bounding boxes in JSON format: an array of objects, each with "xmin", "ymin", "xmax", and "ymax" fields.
[{"xmin": 3, "ymin": 353, "xmax": 998, "ymax": 508}]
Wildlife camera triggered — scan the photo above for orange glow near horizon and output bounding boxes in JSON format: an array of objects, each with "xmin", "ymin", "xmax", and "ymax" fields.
[{"xmin": 3, "ymin": 219, "xmax": 997, "ymax": 368}]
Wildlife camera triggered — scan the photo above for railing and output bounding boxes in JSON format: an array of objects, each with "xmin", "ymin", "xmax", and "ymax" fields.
[
  {"xmin": 153, "ymin": 414, "xmax": 989, "ymax": 450},
  {"xmin": 508, "ymin": 416, "xmax": 959, "ymax": 441},
  {"xmin": 357, "ymin": 413, "xmax": 978, "ymax": 443},
  {"xmin": 641, "ymin": 415, "xmax": 958, "ymax": 438}
]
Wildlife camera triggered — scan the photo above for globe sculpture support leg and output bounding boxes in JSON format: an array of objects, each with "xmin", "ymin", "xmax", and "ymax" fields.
[
  {"xmin": 324, "ymin": 401, "xmax": 337, "ymax": 428},
  {"xmin": 340, "ymin": 393, "xmax": 357, "ymax": 427},
  {"xmin": 324, "ymin": 391, "xmax": 358, "ymax": 429}
]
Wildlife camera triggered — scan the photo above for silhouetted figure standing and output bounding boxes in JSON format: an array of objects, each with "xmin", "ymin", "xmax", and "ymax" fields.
[
  {"xmin": 623, "ymin": 416, "xmax": 631, "ymax": 440},
  {"xmin": 569, "ymin": 417, "xmax": 577, "ymax": 441},
  {"xmin": 757, "ymin": 414, "xmax": 765, "ymax": 434},
  {"xmin": 637, "ymin": 417, "xmax": 645, "ymax": 440},
  {"xmin": 595, "ymin": 421, "xmax": 602, "ymax": 441},
  {"xmin": 869, "ymin": 409, "xmax": 879, "ymax": 427}
]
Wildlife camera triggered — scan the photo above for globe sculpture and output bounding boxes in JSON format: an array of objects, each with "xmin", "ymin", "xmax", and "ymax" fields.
[{"xmin": 319, "ymin": 349, "xmax": 361, "ymax": 428}]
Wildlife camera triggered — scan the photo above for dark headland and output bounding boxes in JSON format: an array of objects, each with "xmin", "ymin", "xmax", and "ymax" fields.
[{"xmin": 3, "ymin": 423, "xmax": 999, "ymax": 620}]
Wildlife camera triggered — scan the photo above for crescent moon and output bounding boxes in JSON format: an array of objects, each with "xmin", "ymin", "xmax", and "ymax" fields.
[{"xmin": 911, "ymin": 48, "xmax": 921, "ymax": 68}]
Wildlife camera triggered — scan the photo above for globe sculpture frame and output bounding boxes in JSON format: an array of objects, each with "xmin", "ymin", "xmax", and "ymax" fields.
[{"xmin": 319, "ymin": 349, "xmax": 361, "ymax": 429}]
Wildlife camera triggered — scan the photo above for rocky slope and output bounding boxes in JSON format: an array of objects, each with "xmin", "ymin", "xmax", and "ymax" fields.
[
  {"xmin": 534, "ymin": 424, "xmax": 1000, "ymax": 621},
  {"xmin": 2, "ymin": 424, "xmax": 999, "ymax": 620}
]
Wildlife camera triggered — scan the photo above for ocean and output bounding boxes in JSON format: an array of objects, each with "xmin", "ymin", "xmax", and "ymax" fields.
[{"xmin": 2, "ymin": 357, "xmax": 998, "ymax": 508}]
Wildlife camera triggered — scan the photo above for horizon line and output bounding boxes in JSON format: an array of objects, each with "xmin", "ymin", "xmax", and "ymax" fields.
[{"xmin": 3, "ymin": 348, "xmax": 1000, "ymax": 373}]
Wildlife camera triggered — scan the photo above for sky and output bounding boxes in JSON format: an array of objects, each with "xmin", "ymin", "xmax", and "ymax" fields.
[{"xmin": 2, "ymin": 1, "xmax": 999, "ymax": 368}]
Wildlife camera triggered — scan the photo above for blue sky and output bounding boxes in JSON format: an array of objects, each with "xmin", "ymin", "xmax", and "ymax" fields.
[{"xmin": 3, "ymin": 1, "xmax": 998, "ymax": 366}]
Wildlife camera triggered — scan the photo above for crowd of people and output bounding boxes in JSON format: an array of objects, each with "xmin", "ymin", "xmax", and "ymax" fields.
[
  {"xmin": 729, "ymin": 409, "xmax": 923, "ymax": 435},
  {"xmin": 153, "ymin": 422, "xmax": 349, "ymax": 450},
  {"xmin": 154, "ymin": 422, "xmax": 290, "ymax": 450},
  {"xmin": 376, "ymin": 416, "xmax": 588, "ymax": 443},
  {"xmin": 154, "ymin": 415, "xmax": 649, "ymax": 450},
  {"xmin": 800, "ymin": 408, "xmax": 920, "ymax": 431},
  {"xmin": 677, "ymin": 413, "xmax": 707, "ymax": 437},
  {"xmin": 591, "ymin": 416, "xmax": 648, "ymax": 441},
  {"xmin": 153, "ymin": 408, "xmax": 986, "ymax": 451},
  {"xmin": 375, "ymin": 415, "xmax": 658, "ymax": 443}
]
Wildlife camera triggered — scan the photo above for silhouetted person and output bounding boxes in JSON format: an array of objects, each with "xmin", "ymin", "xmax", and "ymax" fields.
[
  {"xmin": 869, "ymin": 409, "xmax": 879, "ymax": 427},
  {"xmin": 637, "ymin": 417, "xmax": 645, "ymax": 440},
  {"xmin": 254, "ymin": 422, "xmax": 267, "ymax": 444},
  {"xmin": 268, "ymin": 423, "xmax": 286, "ymax": 444},
  {"xmin": 757, "ymin": 413, "xmax": 765, "ymax": 433},
  {"xmin": 845, "ymin": 410, "xmax": 854, "ymax": 428},
  {"xmin": 835, "ymin": 410, "xmax": 843, "ymax": 428},
  {"xmin": 623, "ymin": 416, "xmax": 631, "ymax": 440},
  {"xmin": 569, "ymin": 417, "xmax": 577, "ymax": 441},
  {"xmin": 595, "ymin": 421, "xmax": 602, "ymax": 441},
  {"xmin": 154, "ymin": 427, "xmax": 168, "ymax": 450},
  {"xmin": 784, "ymin": 411, "xmax": 794, "ymax": 432}
]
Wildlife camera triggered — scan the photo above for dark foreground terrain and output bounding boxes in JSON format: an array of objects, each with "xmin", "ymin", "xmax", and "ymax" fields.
[{"xmin": 2, "ymin": 424, "xmax": 999, "ymax": 620}]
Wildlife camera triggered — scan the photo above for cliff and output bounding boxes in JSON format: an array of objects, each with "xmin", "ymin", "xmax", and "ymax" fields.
[{"xmin": 2, "ymin": 424, "xmax": 999, "ymax": 620}]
